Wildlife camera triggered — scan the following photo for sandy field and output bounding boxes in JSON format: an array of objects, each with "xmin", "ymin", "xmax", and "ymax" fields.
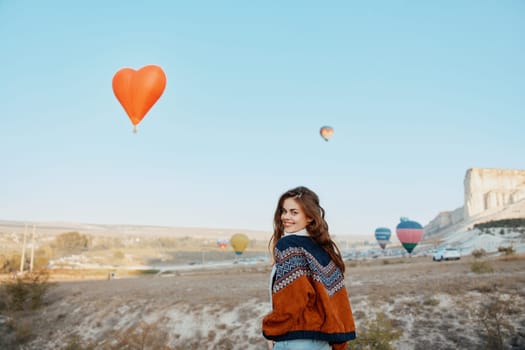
[{"xmin": 1, "ymin": 254, "xmax": 524, "ymax": 350}]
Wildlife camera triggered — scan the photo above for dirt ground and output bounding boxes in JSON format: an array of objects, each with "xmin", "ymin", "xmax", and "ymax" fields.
[{"xmin": 1, "ymin": 255, "xmax": 525, "ymax": 350}]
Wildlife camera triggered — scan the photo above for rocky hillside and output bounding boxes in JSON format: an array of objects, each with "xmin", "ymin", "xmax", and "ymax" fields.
[{"xmin": 425, "ymin": 168, "xmax": 525, "ymax": 238}]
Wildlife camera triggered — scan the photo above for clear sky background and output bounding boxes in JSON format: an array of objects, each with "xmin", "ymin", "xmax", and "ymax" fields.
[{"xmin": 1, "ymin": 1, "xmax": 524, "ymax": 236}]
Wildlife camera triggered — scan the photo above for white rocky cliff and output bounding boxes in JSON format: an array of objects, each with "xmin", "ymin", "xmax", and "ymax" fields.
[
  {"xmin": 464, "ymin": 168, "xmax": 525, "ymax": 219},
  {"xmin": 425, "ymin": 168, "xmax": 525, "ymax": 236}
]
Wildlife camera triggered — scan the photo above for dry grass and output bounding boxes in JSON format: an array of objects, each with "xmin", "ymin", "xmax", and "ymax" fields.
[
  {"xmin": 498, "ymin": 253, "xmax": 525, "ymax": 262},
  {"xmin": 347, "ymin": 255, "xmax": 525, "ymax": 349},
  {"xmin": 0, "ymin": 253, "xmax": 524, "ymax": 349}
]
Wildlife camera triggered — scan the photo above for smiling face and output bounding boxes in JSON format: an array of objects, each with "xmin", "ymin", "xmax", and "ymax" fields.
[{"xmin": 281, "ymin": 197, "xmax": 312, "ymax": 233}]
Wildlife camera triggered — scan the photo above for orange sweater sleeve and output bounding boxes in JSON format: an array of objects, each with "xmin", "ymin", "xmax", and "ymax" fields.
[{"xmin": 263, "ymin": 275, "xmax": 317, "ymax": 337}]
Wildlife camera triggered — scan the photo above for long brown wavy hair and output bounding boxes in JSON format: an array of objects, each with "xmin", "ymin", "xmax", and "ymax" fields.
[{"xmin": 269, "ymin": 186, "xmax": 346, "ymax": 273}]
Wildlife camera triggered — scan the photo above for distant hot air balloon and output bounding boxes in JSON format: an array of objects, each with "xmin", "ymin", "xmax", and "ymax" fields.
[
  {"xmin": 374, "ymin": 227, "xmax": 391, "ymax": 250},
  {"xmin": 112, "ymin": 64, "xmax": 167, "ymax": 133},
  {"xmin": 395, "ymin": 217, "xmax": 424, "ymax": 254},
  {"xmin": 230, "ymin": 233, "xmax": 249, "ymax": 256},
  {"xmin": 217, "ymin": 239, "xmax": 228, "ymax": 249},
  {"xmin": 320, "ymin": 126, "xmax": 334, "ymax": 141}
]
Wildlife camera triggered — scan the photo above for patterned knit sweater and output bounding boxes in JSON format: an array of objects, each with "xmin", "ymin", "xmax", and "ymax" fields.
[{"xmin": 262, "ymin": 235, "xmax": 356, "ymax": 350}]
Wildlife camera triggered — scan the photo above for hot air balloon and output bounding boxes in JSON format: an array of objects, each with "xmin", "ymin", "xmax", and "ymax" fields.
[
  {"xmin": 112, "ymin": 65, "xmax": 167, "ymax": 133},
  {"xmin": 374, "ymin": 227, "xmax": 391, "ymax": 250},
  {"xmin": 320, "ymin": 126, "xmax": 334, "ymax": 141},
  {"xmin": 395, "ymin": 217, "xmax": 424, "ymax": 254},
  {"xmin": 217, "ymin": 239, "xmax": 228, "ymax": 249},
  {"xmin": 230, "ymin": 233, "xmax": 249, "ymax": 256}
]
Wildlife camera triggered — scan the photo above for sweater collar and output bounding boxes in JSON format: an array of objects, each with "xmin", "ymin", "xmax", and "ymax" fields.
[{"xmin": 284, "ymin": 228, "xmax": 309, "ymax": 236}]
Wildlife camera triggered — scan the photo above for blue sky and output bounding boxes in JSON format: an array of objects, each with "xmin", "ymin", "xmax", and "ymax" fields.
[{"xmin": 1, "ymin": 1, "xmax": 524, "ymax": 236}]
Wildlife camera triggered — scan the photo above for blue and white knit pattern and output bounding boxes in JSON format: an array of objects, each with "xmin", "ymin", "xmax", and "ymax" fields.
[{"xmin": 273, "ymin": 246, "xmax": 345, "ymax": 297}]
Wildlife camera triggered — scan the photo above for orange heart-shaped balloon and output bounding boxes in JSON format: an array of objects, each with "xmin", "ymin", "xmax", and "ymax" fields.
[
  {"xmin": 112, "ymin": 65, "xmax": 167, "ymax": 128},
  {"xmin": 320, "ymin": 126, "xmax": 334, "ymax": 141}
]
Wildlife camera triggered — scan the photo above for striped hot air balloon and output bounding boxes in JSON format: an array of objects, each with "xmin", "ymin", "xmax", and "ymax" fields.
[
  {"xmin": 395, "ymin": 218, "xmax": 424, "ymax": 254},
  {"xmin": 374, "ymin": 227, "xmax": 391, "ymax": 250}
]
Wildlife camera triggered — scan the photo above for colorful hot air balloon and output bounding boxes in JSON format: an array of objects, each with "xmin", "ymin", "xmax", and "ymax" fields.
[
  {"xmin": 217, "ymin": 239, "xmax": 228, "ymax": 249},
  {"xmin": 112, "ymin": 65, "xmax": 167, "ymax": 132},
  {"xmin": 320, "ymin": 126, "xmax": 334, "ymax": 141},
  {"xmin": 374, "ymin": 227, "xmax": 391, "ymax": 250},
  {"xmin": 395, "ymin": 217, "xmax": 424, "ymax": 254},
  {"xmin": 230, "ymin": 233, "xmax": 249, "ymax": 255}
]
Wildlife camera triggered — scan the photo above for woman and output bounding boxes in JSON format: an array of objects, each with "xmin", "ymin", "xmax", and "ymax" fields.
[{"xmin": 262, "ymin": 186, "xmax": 356, "ymax": 350}]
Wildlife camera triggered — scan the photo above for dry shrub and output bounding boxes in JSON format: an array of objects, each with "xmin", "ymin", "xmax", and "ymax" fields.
[
  {"xmin": 0, "ymin": 253, "xmax": 22, "ymax": 273},
  {"xmin": 422, "ymin": 297, "xmax": 440, "ymax": 307},
  {"xmin": 0, "ymin": 316, "xmax": 34, "ymax": 348},
  {"xmin": 62, "ymin": 335, "xmax": 96, "ymax": 350},
  {"xmin": 471, "ymin": 248, "xmax": 487, "ymax": 259},
  {"xmin": 470, "ymin": 261, "xmax": 494, "ymax": 274},
  {"xmin": 1, "ymin": 269, "xmax": 55, "ymax": 311},
  {"xmin": 13, "ymin": 318, "xmax": 33, "ymax": 344},
  {"xmin": 107, "ymin": 320, "xmax": 173, "ymax": 350},
  {"xmin": 497, "ymin": 246, "xmax": 515, "ymax": 256},
  {"xmin": 0, "ymin": 251, "xmax": 49, "ymax": 274},
  {"xmin": 385, "ymin": 258, "xmax": 407, "ymax": 265},
  {"xmin": 474, "ymin": 296, "xmax": 516, "ymax": 350},
  {"xmin": 347, "ymin": 312, "xmax": 402, "ymax": 350},
  {"xmin": 471, "ymin": 281, "xmax": 498, "ymax": 293},
  {"xmin": 0, "ymin": 270, "xmax": 55, "ymax": 349}
]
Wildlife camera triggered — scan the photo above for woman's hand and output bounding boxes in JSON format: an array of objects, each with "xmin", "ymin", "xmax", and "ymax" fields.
[{"xmin": 267, "ymin": 340, "xmax": 274, "ymax": 350}]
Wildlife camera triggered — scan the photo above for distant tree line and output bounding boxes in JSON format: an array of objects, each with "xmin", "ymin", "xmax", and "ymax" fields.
[
  {"xmin": 0, "ymin": 231, "xmax": 90, "ymax": 273},
  {"xmin": 50, "ymin": 231, "xmax": 90, "ymax": 255},
  {"xmin": 474, "ymin": 218, "xmax": 525, "ymax": 230}
]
